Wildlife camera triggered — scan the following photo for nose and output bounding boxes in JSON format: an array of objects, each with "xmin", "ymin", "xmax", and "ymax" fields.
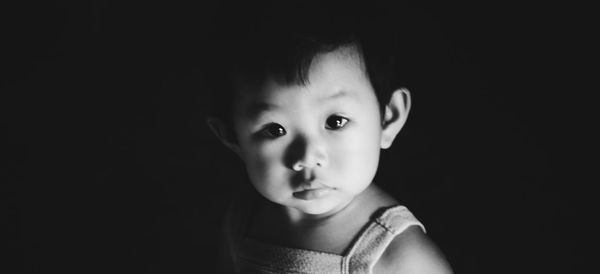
[{"xmin": 286, "ymin": 134, "xmax": 328, "ymax": 171}]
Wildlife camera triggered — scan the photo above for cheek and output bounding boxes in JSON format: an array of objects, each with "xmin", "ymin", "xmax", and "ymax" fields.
[
  {"xmin": 241, "ymin": 142, "xmax": 286, "ymax": 185},
  {"xmin": 330, "ymin": 126, "xmax": 381, "ymax": 184}
]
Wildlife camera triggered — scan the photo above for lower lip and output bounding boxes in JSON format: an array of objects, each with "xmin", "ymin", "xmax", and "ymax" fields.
[{"xmin": 293, "ymin": 188, "xmax": 332, "ymax": 200}]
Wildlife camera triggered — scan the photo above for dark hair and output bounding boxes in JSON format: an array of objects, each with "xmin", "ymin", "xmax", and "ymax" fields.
[{"xmin": 201, "ymin": 2, "xmax": 409, "ymax": 125}]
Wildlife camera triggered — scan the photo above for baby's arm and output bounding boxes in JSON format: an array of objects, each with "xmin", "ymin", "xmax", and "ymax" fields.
[{"xmin": 373, "ymin": 226, "xmax": 453, "ymax": 274}]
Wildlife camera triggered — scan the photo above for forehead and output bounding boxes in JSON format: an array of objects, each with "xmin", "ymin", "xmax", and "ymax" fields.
[
  {"xmin": 307, "ymin": 45, "xmax": 367, "ymax": 85},
  {"xmin": 233, "ymin": 46, "xmax": 373, "ymax": 115}
]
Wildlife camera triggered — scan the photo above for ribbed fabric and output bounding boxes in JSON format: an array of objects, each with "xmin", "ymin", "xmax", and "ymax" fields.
[{"xmin": 223, "ymin": 202, "xmax": 425, "ymax": 274}]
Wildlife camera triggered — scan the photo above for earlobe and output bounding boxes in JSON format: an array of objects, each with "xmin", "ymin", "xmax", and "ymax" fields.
[
  {"xmin": 206, "ymin": 117, "xmax": 242, "ymax": 156},
  {"xmin": 380, "ymin": 88, "xmax": 412, "ymax": 149}
]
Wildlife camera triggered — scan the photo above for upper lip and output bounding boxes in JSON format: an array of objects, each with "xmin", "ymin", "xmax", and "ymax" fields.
[
  {"xmin": 291, "ymin": 170, "xmax": 332, "ymax": 191},
  {"xmin": 295, "ymin": 179, "xmax": 331, "ymax": 192}
]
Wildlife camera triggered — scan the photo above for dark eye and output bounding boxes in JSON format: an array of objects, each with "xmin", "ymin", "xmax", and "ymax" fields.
[
  {"xmin": 325, "ymin": 115, "xmax": 349, "ymax": 130},
  {"xmin": 260, "ymin": 123, "xmax": 287, "ymax": 138}
]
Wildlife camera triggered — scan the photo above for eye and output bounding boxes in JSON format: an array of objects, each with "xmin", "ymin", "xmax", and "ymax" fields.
[
  {"xmin": 259, "ymin": 123, "xmax": 287, "ymax": 138},
  {"xmin": 325, "ymin": 115, "xmax": 349, "ymax": 130}
]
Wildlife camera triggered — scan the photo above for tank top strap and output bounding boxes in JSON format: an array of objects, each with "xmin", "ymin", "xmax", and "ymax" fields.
[{"xmin": 341, "ymin": 205, "xmax": 426, "ymax": 273}]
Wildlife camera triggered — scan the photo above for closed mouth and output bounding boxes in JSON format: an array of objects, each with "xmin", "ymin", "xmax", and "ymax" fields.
[
  {"xmin": 292, "ymin": 187, "xmax": 333, "ymax": 200},
  {"xmin": 292, "ymin": 180, "xmax": 335, "ymax": 200},
  {"xmin": 295, "ymin": 180, "xmax": 332, "ymax": 192}
]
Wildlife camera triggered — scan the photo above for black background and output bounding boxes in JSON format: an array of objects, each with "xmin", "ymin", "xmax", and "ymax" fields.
[{"xmin": 3, "ymin": 1, "xmax": 592, "ymax": 273}]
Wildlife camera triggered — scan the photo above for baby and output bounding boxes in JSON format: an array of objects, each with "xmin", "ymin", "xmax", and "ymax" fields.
[{"xmin": 205, "ymin": 7, "xmax": 452, "ymax": 273}]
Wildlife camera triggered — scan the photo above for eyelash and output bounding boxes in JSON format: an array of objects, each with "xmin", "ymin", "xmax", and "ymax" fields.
[
  {"xmin": 325, "ymin": 115, "xmax": 350, "ymax": 130},
  {"xmin": 259, "ymin": 123, "xmax": 287, "ymax": 138},
  {"xmin": 258, "ymin": 115, "xmax": 350, "ymax": 139}
]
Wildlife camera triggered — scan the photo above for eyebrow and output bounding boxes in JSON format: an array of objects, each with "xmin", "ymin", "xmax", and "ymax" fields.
[
  {"xmin": 244, "ymin": 101, "xmax": 280, "ymax": 120},
  {"xmin": 324, "ymin": 89, "xmax": 354, "ymax": 101},
  {"xmin": 243, "ymin": 89, "xmax": 356, "ymax": 120}
]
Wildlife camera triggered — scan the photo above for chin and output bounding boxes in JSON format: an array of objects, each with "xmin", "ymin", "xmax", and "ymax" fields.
[
  {"xmin": 293, "ymin": 197, "xmax": 348, "ymax": 216},
  {"xmin": 296, "ymin": 205, "xmax": 332, "ymax": 215}
]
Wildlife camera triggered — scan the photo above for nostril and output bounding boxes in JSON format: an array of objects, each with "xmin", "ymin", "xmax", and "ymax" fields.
[
  {"xmin": 292, "ymin": 158, "xmax": 326, "ymax": 171},
  {"xmin": 315, "ymin": 156, "xmax": 327, "ymax": 168}
]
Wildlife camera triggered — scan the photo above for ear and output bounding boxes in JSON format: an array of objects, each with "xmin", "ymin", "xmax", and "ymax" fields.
[
  {"xmin": 380, "ymin": 88, "xmax": 412, "ymax": 149},
  {"xmin": 206, "ymin": 117, "xmax": 242, "ymax": 156}
]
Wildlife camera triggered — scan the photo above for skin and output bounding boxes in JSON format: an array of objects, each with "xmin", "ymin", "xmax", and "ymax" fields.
[
  {"xmin": 210, "ymin": 46, "xmax": 452, "ymax": 273},
  {"xmin": 231, "ymin": 47, "xmax": 387, "ymax": 219}
]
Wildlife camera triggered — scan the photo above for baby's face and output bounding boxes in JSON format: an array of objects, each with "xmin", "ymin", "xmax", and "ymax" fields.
[{"xmin": 232, "ymin": 47, "xmax": 384, "ymax": 216}]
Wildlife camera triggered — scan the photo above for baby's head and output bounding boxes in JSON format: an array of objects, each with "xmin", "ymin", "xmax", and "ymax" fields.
[{"xmin": 207, "ymin": 12, "xmax": 411, "ymax": 216}]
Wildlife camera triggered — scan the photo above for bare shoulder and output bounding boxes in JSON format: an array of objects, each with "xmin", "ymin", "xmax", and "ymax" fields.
[{"xmin": 373, "ymin": 226, "xmax": 453, "ymax": 274}]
